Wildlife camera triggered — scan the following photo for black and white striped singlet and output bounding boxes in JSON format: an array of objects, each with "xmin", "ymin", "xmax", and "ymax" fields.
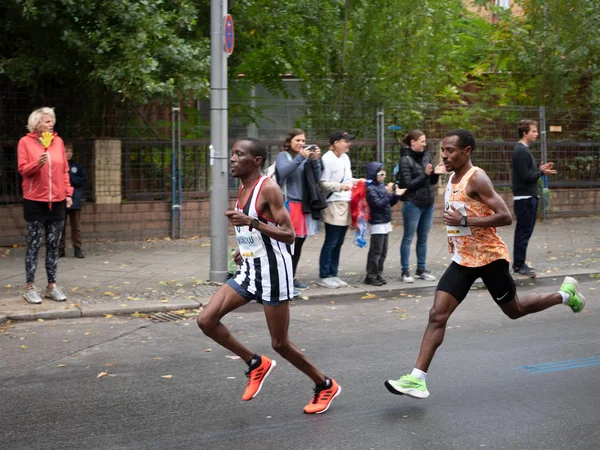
[{"xmin": 232, "ymin": 176, "xmax": 294, "ymax": 302}]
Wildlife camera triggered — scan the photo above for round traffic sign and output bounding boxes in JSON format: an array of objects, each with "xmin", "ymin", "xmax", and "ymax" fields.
[{"xmin": 224, "ymin": 14, "xmax": 234, "ymax": 55}]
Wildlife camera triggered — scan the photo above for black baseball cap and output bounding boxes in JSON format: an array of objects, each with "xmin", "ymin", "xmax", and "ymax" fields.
[{"xmin": 329, "ymin": 130, "xmax": 356, "ymax": 145}]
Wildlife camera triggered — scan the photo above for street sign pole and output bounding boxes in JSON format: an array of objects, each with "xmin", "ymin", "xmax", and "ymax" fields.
[{"xmin": 209, "ymin": 0, "xmax": 229, "ymax": 282}]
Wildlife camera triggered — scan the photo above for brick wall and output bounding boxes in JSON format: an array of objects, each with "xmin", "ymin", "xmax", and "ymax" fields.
[{"xmin": 1, "ymin": 189, "xmax": 598, "ymax": 245}]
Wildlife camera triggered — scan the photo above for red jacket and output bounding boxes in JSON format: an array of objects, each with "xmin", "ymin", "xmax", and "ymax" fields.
[{"xmin": 18, "ymin": 132, "xmax": 73, "ymax": 203}]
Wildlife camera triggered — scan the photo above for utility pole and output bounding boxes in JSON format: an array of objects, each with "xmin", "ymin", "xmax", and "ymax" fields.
[{"xmin": 209, "ymin": 0, "xmax": 229, "ymax": 282}]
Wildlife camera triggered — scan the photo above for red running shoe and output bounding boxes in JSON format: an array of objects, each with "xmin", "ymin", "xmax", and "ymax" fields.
[
  {"xmin": 242, "ymin": 356, "xmax": 276, "ymax": 401},
  {"xmin": 303, "ymin": 378, "xmax": 342, "ymax": 414}
]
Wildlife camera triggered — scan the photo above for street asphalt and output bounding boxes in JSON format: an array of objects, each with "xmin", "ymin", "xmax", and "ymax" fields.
[
  {"xmin": 0, "ymin": 216, "xmax": 598, "ymax": 324},
  {"xmin": 0, "ymin": 277, "xmax": 598, "ymax": 449}
]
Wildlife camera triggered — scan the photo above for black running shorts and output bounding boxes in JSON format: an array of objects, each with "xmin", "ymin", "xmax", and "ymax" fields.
[{"xmin": 436, "ymin": 259, "xmax": 516, "ymax": 304}]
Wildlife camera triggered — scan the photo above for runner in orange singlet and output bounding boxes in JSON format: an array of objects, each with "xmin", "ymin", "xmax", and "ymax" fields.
[{"xmin": 385, "ymin": 129, "xmax": 586, "ymax": 400}]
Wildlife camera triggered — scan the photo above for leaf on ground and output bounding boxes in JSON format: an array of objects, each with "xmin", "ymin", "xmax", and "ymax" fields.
[
  {"xmin": 204, "ymin": 348, "xmax": 212, "ymax": 352},
  {"xmin": 62, "ymin": 340, "xmax": 70, "ymax": 343},
  {"xmin": 58, "ymin": 364, "xmax": 68, "ymax": 367},
  {"xmin": 361, "ymin": 293, "xmax": 378, "ymax": 299},
  {"xmin": 37, "ymin": 318, "xmax": 44, "ymax": 322},
  {"xmin": 225, "ymin": 355, "xmax": 241, "ymax": 360},
  {"xmin": 97, "ymin": 372, "xmax": 109, "ymax": 378},
  {"xmin": 104, "ymin": 314, "xmax": 113, "ymax": 319},
  {"xmin": 20, "ymin": 345, "xmax": 29, "ymax": 350},
  {"xmin": 161, "ymin": 375, "xmax": 173, "ymax": 379}
]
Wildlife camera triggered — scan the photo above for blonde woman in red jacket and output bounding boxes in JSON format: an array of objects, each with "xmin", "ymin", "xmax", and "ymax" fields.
[{"xmin": 18, "ymin": 107, "xmax": 73, "ymax": 304}]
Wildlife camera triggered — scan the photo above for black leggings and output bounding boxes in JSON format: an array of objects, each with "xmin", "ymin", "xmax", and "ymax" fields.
[
  {"xmin": 292, "ymin": 237, "xmax": 306, "ymax": 278},
  {"xmin": 25, "ymin": 219, "xmax": 64, "ymax": 284}
]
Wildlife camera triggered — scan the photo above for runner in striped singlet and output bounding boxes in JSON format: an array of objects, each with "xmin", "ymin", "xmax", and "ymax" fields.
[
  {"xmin": 198, "ymin": 138, "xmax": 341, "ymax": 414},
  {"xmin": 385, "ymin": 129, "xmax": 585, "ymax": 400}
]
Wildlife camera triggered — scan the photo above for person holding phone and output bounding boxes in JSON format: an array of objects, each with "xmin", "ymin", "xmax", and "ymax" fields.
[
  {"xmin": 275, "ymin": 129, "xmax": 323, "ymax": 292},
  {"xmin": 396, "ymin": 130, "xmax": 446, "ymax": 283}
]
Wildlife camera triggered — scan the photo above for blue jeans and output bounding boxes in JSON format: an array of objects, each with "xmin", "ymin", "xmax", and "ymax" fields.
[
  {"xmin": 319, "ymin": 223, "xmax": 348, "ymax": 278},
  {"xmin": 400, "ymin": 202, "xmax": 434, "ymax": 273}
]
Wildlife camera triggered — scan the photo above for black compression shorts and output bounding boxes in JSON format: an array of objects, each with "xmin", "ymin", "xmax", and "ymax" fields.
[{"xmin": 436, "ymin": 259, "xmax": 516, "ymax": 304}]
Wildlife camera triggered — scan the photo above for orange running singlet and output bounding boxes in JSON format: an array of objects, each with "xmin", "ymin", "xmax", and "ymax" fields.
[{"xmin": 444, "ymin": 166, "xmax": 510, "ymax": 267}]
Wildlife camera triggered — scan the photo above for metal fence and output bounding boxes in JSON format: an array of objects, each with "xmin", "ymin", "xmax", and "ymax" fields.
[{"xmin": 2, "ymin": 101, "xmax": 599, "ymax": 206}]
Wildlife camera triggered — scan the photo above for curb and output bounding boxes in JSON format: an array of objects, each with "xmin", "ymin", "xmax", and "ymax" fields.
[{"xmin": 1, "ymin": 270, "xmax": 597, "ymax": 324}]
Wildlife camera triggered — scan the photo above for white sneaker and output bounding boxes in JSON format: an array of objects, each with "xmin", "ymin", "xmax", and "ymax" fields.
[
  {"xmin": 45, "ymin": 285, "xmax": 67, "ymax": 302},
  {"xmin": 331, "ymin": 277, "xmax": 348, "ymax": 287},
  {"xmin": 401, "ymin": 272, "xmax": 414, "ymax": 283},
  {"xmin": 316, "ymin": 278, "xmax": 339, "ymax": 289},
  {"xmin": 416, "ymin": 271, "xmax": 436, "ymax": 281},
  {"xmin": 23, "ymin": 287, "xmax": 43, "ymax": 304}
]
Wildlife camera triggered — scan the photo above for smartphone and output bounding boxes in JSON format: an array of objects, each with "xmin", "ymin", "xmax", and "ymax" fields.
[{"xmin": 302, "ymin": 145, "xmax": 317, "ymax": 152}]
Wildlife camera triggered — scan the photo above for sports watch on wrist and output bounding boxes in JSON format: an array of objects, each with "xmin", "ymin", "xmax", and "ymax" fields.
[
  {"xmin": 249, "ymin": 218, "xmax": 259, "ymax": 231},
  {"xmin": 460, "ymin": 215, "xmax": 468, "ymax": 227}
]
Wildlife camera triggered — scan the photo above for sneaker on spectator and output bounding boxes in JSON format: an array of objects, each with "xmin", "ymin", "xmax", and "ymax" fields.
[
  {"xmin": 331, "ymin": 277, "xmax": 348, "ymax": 287},
  {"xmin": 514, "ymin": 265, "xmax": 536, "ymax": 278},
  {"xmin": 316, "ymin": 278, "xmax": 339, "ymax": 289},
  {"xmin": 377, "ymin": 276, "xmax": 388, "ymax": 285},
  {"xmin": 23, "ymin": 287, "xmax": 43, "ymax": 304},
  {"xmin": 416, "ymin": 270, "xmax": 436, "ymax": 281},
  {"xmin": 364, "ymin": 276, "xmax": 383, "ymax": 286},
  {"xmin": 45, "ymin": 285, "xmax": 67, "ymax": 302},
  {"xmin": 401, "ymin": 271, "xmax": 414, "ymax": 283},
  {"xmin": 294, "ymin": 279, "xmax": 308, "ymax": 290}
]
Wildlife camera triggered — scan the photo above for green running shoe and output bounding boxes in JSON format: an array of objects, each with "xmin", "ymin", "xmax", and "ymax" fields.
[
  {"xmin": 384, "ymin": 374, "xmax": 430, "ymax": 399},
  {"xmin": 560, "ymin": 276, "xmax": 586, "ymax": 313}
]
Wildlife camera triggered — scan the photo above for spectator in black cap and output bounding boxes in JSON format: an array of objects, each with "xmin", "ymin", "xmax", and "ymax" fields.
[{"xmin": 317, "ymin": 130, "xmax": 357, "ymax": 289}]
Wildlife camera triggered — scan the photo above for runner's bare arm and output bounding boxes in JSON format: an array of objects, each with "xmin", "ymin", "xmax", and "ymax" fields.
[
  {"xmin": 255, "ymin": 179, "xmax": 296, "ymax": 244},
  {"xmin": 465, "ymin": 169, "xmax": 512, "ymax": 227},
  {"xmin": 225, "ymin": 178, "xmax": 296, "ymax": 243}
]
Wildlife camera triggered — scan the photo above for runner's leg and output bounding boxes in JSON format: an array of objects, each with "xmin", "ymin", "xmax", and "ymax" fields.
[
  {"xmin": 263, "ymin": 301, "xmax": 326, "ymax": 385},
  {"xmin": 197, "ymin": 284, "xmax": 255, "ymax": 362}
]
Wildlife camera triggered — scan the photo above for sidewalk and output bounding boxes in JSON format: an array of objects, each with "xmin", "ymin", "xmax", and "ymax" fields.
[{"xmin": 1, "ymin": 217, "xmax": 598, "ymax": 323}]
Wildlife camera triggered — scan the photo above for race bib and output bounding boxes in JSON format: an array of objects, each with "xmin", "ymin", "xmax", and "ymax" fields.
[
  {"xmin": 235, "ymin": 226, "xmax": 266, "ymax": 258},
  {"xmin": 445, "ymin": 201, "xmax": 472, "ymax": 237}
]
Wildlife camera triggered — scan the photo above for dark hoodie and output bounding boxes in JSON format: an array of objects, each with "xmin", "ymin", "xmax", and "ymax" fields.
[
  {"xmin": 366, "ymin": 162, "xmax": 399, "ymax": 225},
  {"xmin": 396, "ymin": 147, "xmax": 439, "ymax": 206}
]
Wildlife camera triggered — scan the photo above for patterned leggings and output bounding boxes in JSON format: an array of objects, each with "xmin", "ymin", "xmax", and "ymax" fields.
[{"xmin": 25, "ymin": 220, "xmax": 64, "ymax": 284}]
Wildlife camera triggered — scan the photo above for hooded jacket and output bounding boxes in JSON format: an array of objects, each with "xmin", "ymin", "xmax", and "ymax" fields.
[
  {"xmin": 396, "ymin": 146, "xmax": 438, "ymax": 206},
  {"xmin": 366, "ymin": 162, "xmax": 399, "ymax": 224},
  {"xmin": 18, "ymin": 132, "xmax": 73, "ymax": 203},
  {"xmin": 67, "ymin": 159, "xmax": 87, "ymax": 210}
]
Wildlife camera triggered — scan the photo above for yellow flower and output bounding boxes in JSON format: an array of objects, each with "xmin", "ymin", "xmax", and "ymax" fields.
[{"xmin": 39, "ymin": 132, "xmax": 54, "ymax": 149}]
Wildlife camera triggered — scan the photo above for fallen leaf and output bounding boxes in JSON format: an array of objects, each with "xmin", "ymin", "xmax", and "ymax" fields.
[
  {"xmin": 97, "ymin": 372, "xmax": 109, "ymax": 378},
  {"xmin": 58, "ymin": 364, "xmax": 68, "ymax": 367},
  {"xmin": 204, "ymin": 348, "xmax": 212, "ymax": 352},
  {"xmin": 104, "ymin": 314, "xmax": 113, "ymax": 319},
  {"xmin": 21, "ymin": 345, "xmax": 29, "ymax": 350},
  {"xmin": 161, "ymin": 375, "xmax": 173, "ymax": 379}
]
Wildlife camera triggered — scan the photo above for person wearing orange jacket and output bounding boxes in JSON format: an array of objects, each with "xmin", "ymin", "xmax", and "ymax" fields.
[{"xmin": 18, "ymin": 107, "xmax": 73, "ymax": 304}]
